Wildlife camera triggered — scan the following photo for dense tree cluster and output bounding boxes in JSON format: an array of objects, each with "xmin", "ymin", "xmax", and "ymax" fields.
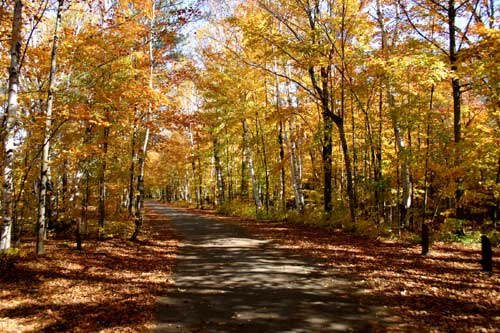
[
  {"xmin": 1, "ymin": 0, "xmax": 500, "ymax": 253},
  {"xmin": 148, "ymin": 0, "xmax": 500, "ymax": 242},
  {"xmin": 0, "ymin": 0, "xmax": 193, "ymax": 253}
]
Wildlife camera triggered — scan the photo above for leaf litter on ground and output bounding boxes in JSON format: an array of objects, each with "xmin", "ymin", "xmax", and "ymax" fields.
[
  {"xmin": 0, "ymin": 211, "xmax": 177, "ymax": 333},
  {"xmin": 176, "ymin": 206, "xmax": 500, "ymax": 333}
]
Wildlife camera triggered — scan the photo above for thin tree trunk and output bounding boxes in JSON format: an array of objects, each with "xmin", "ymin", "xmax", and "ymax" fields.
[
  {"xmin": 258, "ymin": 118, "xmax": 270, "ymax": 212},
  {"xmin": 338, "ymin": 121, "xmax": 356, "ymax": 225},
  {"xmin": 242, "ymin": 119, "xmax": 262, "ymax": 209},
  {"xmin": 76, "ymin": 123, "xmax": 92, "ymax": 250},
  {"xmin": 37, "ymin": 0, "xmax": 63, "ymax": 255},
  {"xmin": 98, "ymin": 125, "xmax": 110, "ymax": 229},
  {"xmin": 131, "ymin": 0, "xmax": 155, "ymax": 240},
  {"xmin": 312, "ymin": 66, "xmax": 334, "ymax": 214},
  {"xmin": 394, "ymin": 124, "xmax": 411, "ymax": 227},
  {"xmin": 225, "ymin": 143, "xmax": 233, "ymax": 202},
  {"xmin": 493, "ymin": 156, "xmax": 500, "ymax": 226},
  {"xmin": 1, "ymin": 0, "xmax": 23, "ymax": 251},
  {"xmin": 128, "ymin": 118, "xmax": 138, "ymax": 216},
  {"xmin": 198, "ymin": 154, "xmax": 203, "ymax": 209},
  {"xmin": 285, "ymin": 119, "xmax": 304, "ymax": 211},
  {"xmin": 350, "ymin": 95, "xmax": 358, "ymax": 214},
  {"xmin": 448, "ymin": 1, "xmax": 464, "ymax": 219},
  {"xmin": 131, "ymin": 126, "xmax": 149, "ymax": 240},
  {"xmin": 278, "ymin": 122, "xmax": 286, "ymax": 207},
  {"xmin": 423, "ymin": 85, "xmax": 434, "ymax": 226},
  {"xmin": 189, "ymin": 126, "xmax": 199, "ymax": 207},
  {"xmin": 213, "ymin": 137, "xmax": 225, "ymax": 206}
]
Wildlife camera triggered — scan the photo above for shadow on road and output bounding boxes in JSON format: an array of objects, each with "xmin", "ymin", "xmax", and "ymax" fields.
[{"xmin": 151, "ymin": 203, "xmax": 398, "ymax": 333}]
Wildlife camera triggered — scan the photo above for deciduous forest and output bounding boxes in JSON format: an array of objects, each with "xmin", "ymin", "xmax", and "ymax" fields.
[{"xmin": 1, "ymin": 0, "xmax": 499, "ymax": 332}]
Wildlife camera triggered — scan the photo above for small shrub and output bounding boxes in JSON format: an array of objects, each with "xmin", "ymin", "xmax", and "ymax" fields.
[
  {"xmin": 103, "ymin": 220, "xmax": 135, "ymax": 239},
  {"xmin": 352, "ymin": 218, "xmax": 387, "ymax": 237},
  {"xmin": 0, "ymin": 248, "xmax": 21, "ymax": 272},
  {"xmin": 217, "ymin": 200, "xmax": 259, "ymax": 219},
  {"xmin": 487, "ymin": 230, "xmax": 500, "ymax": 247},
  {"xmin": 438, "ymin": 218, "xmax": 466, "ymax": 241}
]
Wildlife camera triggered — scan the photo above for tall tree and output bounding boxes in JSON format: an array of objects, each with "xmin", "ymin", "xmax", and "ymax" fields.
[
  {"xmin": 37, "ymin": 0, "xmax": 64, "ymax": 255},
  {"xmin": 1, "ymin": 0, "xmax": 23, "ymax": 251}
]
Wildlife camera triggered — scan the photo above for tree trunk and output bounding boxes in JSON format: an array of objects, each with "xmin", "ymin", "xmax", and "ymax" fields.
[
  {"xmin": 285, "ymin": 119, "xmax": 304, "ymax": 211},
  {"xmin": 394, "ymin": 124, "xmax": 412, "ymax": 227},
  {"xmin": 198, "ymin": 154, "xmax": 203, "ymax": 209},
  {"xmin": 308, "ymin": 65, "xmax": 334, "ymax": 214},
  {"xmin": 481, "ymin": 235, "xmax": 493, "ymax": 273},
  {"xmin": 423, "ymin": 86, "xmax": 434, "ymax": 226},
  {"xmin": 448, "ymin": 1, "xmax": 464, "ymax": 219},
  {"xmin": 338, "ymin": 120, "xmax": 356, "ymax": 225},
  {"xmin": 128, "ymin": 118, "xmax": 138, "ymax": 216},
  {"xmin": 225, "ymin": 144, "xmax": 233, "ymax": 202},
  {"xmin": 213, "ymin": 137, "xmax": 225, "ymax": 206},
  {"xmin": 242, "ymin": 119, "xmax": 262, "ymax": 209},
  {"xmin": 37, "ymin": 0, "xmax": 63, "ymax": 255},
  {"xmin": 189, "ymin": 127, "xmax": 200, "ymax": 207},
  {"xmin": 98, "ymin": 125, "xmax": 110, "ymax": 229},
  {"xmin": 278, "ymin": 121, "xmax": 286, "ymax": 207},
  {"xmin": 421, "ymin": 224, "xmax": 429, "ymax": 255},
  {"xmin": 131, "ymin": 0, "xmax": 155, "ymax": 240},
  {"xmin": 131, "ymin": 126, "xmax": 149, "ymax": 241},
  {"xmin": 259, "ymin": 119, "xmax": 270, "ymax": 212},
  {"xmin": 1, "ymin": 0, "xmax": 23, "ymax": 251},
  {"xmin": 240, "ymin": 144, "xmax": 249, "ymax": 199},
  {"xmin": 350, "ymin": 98, "xmax": 358, "ymax": 214}
]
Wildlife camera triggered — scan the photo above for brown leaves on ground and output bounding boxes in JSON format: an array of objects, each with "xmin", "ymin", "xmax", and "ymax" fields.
[
  {"xmin": 0, "ymin": 213, "xmax": 177, "ymax": 333},
  {"xmin": 179, "ymin": 207, "xmax": 500, "ymax": 332}
]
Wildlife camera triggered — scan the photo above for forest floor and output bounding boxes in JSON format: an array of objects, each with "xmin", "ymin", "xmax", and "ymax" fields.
[
  {"xmin": 173, "ymin": 205, "xmax": 500, "ymax": 333},
  {"xmin": 0, "ymin": 211, "xmax": 178, "ymax": 333},
  {"xmin": 1, "ymin": 202, "xmax": 499, "ymax": 332}
]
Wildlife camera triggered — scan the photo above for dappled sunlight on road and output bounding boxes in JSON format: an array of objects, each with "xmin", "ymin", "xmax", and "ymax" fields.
[{"xmin": 149, "ymin": 202, "xmax": 398, "ymax": 333}]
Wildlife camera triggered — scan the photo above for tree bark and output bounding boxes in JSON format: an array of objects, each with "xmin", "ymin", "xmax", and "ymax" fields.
[
  {"xmin": 310, "ymin": 66, "xmax": 335, "ymax": 214},
  {"xmin": 242, "ymin": 119, "xmax": 262, "ymax": 209},
  {"xmin": 448, "ymin": 1, "xmax": 464, "ymax": 219},
  {"xmin": 131, "ymin": 0, "xmax": 155, "ymax": 240},
  {"xmin": 338, "ymin": 120, "xmax": 356, "ymax": 225},
  {"xmin": 37, "ymin": 0, "xmax": 63, "ymax": 255},
  {"xmin": 213, "ymin": 137, "xmax": 225, "ymax": 205},
  {"xmin": 131, "ymin": 126, "xmax": 148, "ymax": 240},
  {"xmin": 1, "ymin": 0, "xmax": 23, "ymax": 251},
  {"xmin": 285, "ymin": 119, "xmax": 304, "ymax": 211},
  {"xmin": 97, "ymin": 124, "xmax": 110, "ymax": 229},
  {"xmin": 128, "ymin": 117, "xmax": 138, "ymax": 216},
  {"xmin": 394, "ymin": 124, "xmax": 411, "ymax": 227},
  {"xmin": 423, "ymin": 85, "xmax": 434, "ymax": 226},
  {"xmin": 259, "ymin": 119, "xmax": 270, "ymax": 212},
  {"xmin": 278, "ymin": 121, "xmax": 286, "ymax": 207}
]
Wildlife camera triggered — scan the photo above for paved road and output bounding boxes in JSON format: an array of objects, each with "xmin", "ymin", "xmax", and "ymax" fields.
[{"xmin": 151, "ymin": 202, "xmax": 393, "ymax": 333}]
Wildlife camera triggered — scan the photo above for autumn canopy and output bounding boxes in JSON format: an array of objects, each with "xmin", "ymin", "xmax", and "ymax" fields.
[{"xmin": 0, "ymin": 0, "xmax": 499, "ymax": 254}]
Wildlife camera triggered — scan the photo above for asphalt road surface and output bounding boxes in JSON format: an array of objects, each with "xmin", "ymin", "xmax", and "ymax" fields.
[{"xmin": 151, "ymin": 202, "xmax": 397, "ymax": 333}]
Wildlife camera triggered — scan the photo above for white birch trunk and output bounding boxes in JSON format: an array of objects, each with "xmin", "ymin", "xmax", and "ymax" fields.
[
  {"xmin": 1, "ymin": 0, "xmax": 23, "ymax": 251},
  {"xmin": 131, "ymin": 0, "xmax": 154, "ymax": 240},
  {"xmin": 394, "ymin": 125, "xmax": 412, "ymax": 217},
  {"xmin": 285, "ymin": 119, "xmax": 304, "ymax": 211},
  {"xmin": 242, "ymin": 119, "xmax": 262, "ymax": 209},
  {"xmin": 37, "ymin": 0, "xmax": 63, "ymax": 255}
]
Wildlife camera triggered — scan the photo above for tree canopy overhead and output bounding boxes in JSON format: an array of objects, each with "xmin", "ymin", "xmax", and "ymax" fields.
[{"xmin": 0, "ymin": 0, "xmax": 499, "ymax": 249}]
